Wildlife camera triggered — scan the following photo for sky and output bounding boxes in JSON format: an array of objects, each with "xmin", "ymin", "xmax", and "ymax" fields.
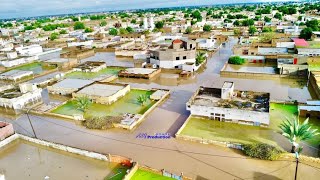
[{"xmin": 0, "ymin": 0, "xmax": 299, "ymax": 19}]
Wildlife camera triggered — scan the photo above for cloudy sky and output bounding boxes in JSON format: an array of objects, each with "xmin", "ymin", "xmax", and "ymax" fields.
[{"xmin": 0, "ymin": 0, "xmax": 297, "ymax": 19}]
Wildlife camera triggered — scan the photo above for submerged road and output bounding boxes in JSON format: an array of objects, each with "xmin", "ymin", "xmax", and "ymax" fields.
[{"xmin": 1, "ymin": 37, "xmax": 319, "ymax": 180}]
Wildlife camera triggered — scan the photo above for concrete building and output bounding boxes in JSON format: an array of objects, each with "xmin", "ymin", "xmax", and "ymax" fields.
[
  {"xmin": 150, "ymin": 39, "xmax": 196, "ymax": 69},
  {"xmin": 0, "ymin": 83, "xmax": 42, "ymax": 110},
  {"xmin": 299, "ymin": 100, "xmax": 320, "ymax": 119},
  {"xmin": 72, "ymin": 83, "xmax": 130, "ymax": 105},
  {"xmin": 186, "ymin": 82, "xmax": 270, "ymax": 126},
  {"xmin": 120, "ymin": 33, "xmax": 146, "ymax": 42},
  {"xmin": 15, "ymin": 44, "xmax": 43, "ymax": 56},
  {"xmin": 47, "ymin": 79, "xmax": 94, "ymax": 95},
  {"xmin": 0, "ymin": 70, "xmax": 34, "ymax": 82},
  {"xmin": 73, "ymin": 61, "xmax": 106, "ymax": 73}
]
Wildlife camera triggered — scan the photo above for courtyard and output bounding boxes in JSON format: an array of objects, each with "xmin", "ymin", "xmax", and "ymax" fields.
[
  {"xmin": 179, "ymin": 103, "xmax": 320, "ymax": 152},
  {"xmin": 51, "ymin": 89, "xmax": 156, "ymax": 118}
]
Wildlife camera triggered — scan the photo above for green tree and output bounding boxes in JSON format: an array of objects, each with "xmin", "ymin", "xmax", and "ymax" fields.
[
  {"xmin": 260, "ymin": 32, "xmax": 275, "ymax": 43},
  {"xmin": 195, "ymin": 52, "xmax": 206, "ymax": 66},
  {"xmin": 130, "ymin": 19, "xmax": 137, "ymax": 24},
  {"xmin": 191, "ymin": 10, "xmax": 202, "ymax": 22},
  {"xmin": 59, "ymin": 29, "xmax": 67, "ymax": 34},
  {"xmin": 279, "ymin": 118, "xmax": 319, "ymax": 153},
  {"xmin": 100, "ymin": 20, "xmax": 107, "ymax": 26},
  {"xmin": 203, "ymin": 24, "xmax": 212, "ymax": 32},
  {"xmin": 233, "ymin": 20, "xmax": 240, "ymax": 26},
  {"xmin": 264, "ymin": 16, "xmax": 271, "ymax": 22},
  {"xmin": 155, "ymin": 21, "xmax": 164, "ymax": 29},
  {"xmin": 299, "ymin": 27, "xmax": 313, "ymax": 40},
  {"xmin": 234, "ymin": 29, "xmax": 241, "ymax": 36},
  {"xmin": 248, "ymin": 26, "xmax": 257, "ymax": 35},
  {"xmin": 50, "ymin": 32, "xmax": 59, "ymax": 41},
  {"xmin": 74, "ymin": 22, "xmax": 85, "ymax": 30},
  {"xmin": 262, "ymin": 27, "xmax": 273, "ymax": 32},
  {"xmin": 185, "ymin": 26, "xmax": 192, "ymax": 34},
  {"xmin": 109, "ymin": 28, "xmax": 118, "ymax": 36},
  {"xmin": 75, "ymin": 96, "xmax": 92, "ymax": 112},
  {"xmin": 126, "ymin": 26, "xmax": 134, "ymax": 33},
  {"xmin": 274, "ymin": 12, "xmax": 282, "ymax": 20},
  {"xmin": 119, "ymin": 28, "xmax": 128, "ymax": 35},
  {"xmin": 228, "ymin": 56, "xmax": 245, "ymax": 65},
  {"xmin": 84, "ymin": 27, "xmax": 93, "ymax": 33},
  {"xmin": 137, "ymin": 95, "xmax": 148, "ymax": 106},
  {"xmin": 306, "ymin": 19, "xmax": 319, "ymax": 31}
]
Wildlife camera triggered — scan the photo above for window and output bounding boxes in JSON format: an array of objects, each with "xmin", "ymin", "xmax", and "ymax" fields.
[
  {"xmin": 190, "ymin": 44, "xmax": 192, "ymax": 49},
  {"xmin": 176, "ymin": 57, "xmax": 180, "ymax": 60},
  {"xmin": 183, "ymin": 56, "xmax": 187, "ymax": 59}
]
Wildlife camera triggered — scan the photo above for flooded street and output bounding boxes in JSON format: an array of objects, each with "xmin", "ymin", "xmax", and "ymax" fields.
[
  {"xmin": 1, "ymin": 37, "xmax": 318, "ymax": 180},
  {"xmin": 0, "ymin": 139, "xmax": 120, "ymax": 180}
]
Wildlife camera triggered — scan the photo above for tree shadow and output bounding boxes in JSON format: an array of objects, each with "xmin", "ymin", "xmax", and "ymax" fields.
[{"xmin": 251, "ymin": 172, "xmax": 282, "ymax": 180}]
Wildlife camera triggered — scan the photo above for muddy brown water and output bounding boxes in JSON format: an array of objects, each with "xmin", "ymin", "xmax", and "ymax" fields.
[{"xmin": 0, "ymin": 139, "xmax": 122, "ymax": 180}]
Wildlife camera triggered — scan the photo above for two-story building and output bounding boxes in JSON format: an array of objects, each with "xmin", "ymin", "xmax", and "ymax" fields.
[{"xmin": 149, "ymin": 39, "xmax": 196, "ymax": 69}]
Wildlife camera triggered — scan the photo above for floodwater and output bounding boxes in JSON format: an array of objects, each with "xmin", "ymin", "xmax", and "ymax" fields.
[
  {"xmin": 0, "ymin": 139, "xmax": 123, "ymax": 180},
  {"xmin": 224, "ymin": 63, "xmax": 276, "ymax": 74},
  {"xmin": 80, "ymin": 52, "xmax": 134, "ymax": 67},
  {"xmin": 13, "ymin": 62, "xmax": 55, "ymax": 75}
]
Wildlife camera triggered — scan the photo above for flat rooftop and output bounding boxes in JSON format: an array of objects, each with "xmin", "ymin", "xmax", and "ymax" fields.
[
  {"xmin": 0, "ymin": 69, "xmax": 33, "ymax": 77},
  {"xmin": 191, "ymin": 87, "xmax": 270, "ymax": 113},
  {"xmin": 51, "ymin": 79, "xmax": 93, "ymax": 89},
  {"xmin": 76, "ymin": 83, "xmax": 127, "ymax": 97},
  {"xmin": 122, "ymin": 68, "xmax": 157, "ymax": 75},
  {"xmin": 45, "ymin": 58, "xmax": 69, "ymax": 63},
  {"xmin": 0, "ymin": 139, "xmax": 119, "ymax": 180}
]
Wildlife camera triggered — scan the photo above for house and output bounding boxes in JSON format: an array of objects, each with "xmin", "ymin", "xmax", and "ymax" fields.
[
  {"xmin": 73, "ymin": 61, "xmax": 106, "ymax": 73},
  {"xmin": 43, "ymin": 58, "xmax": 78, "ymax": 70},
  {"xmin": 47, "ymin": 79, "xmax": 94, "ymax": 95},
  {"xmin": 295, "ymin": 40, "xmax": 320, "ymax": 56},
  {"xmin": 72, "ymin": 83, "xmax": 130, "ymax": 105},
  {"xmin": 0, "ymin": 83, "xmax": 42, "ymax": 110},
  {"xmin": 308, "ymin": 71, "xmax": 320, "ymax": 99},
  {"xmin": 120, "ymin": 33, "xmax": 145, "ymax": 42},
  {"xmin": 15, "ymin": 44, "xmax": 43, "ymax": 56},
  {"xmin": 149, "ymin": 39, "xmax": 196, "ymax": 69},
  {"xmin": 299, "ymin": 100, "xmax": 320, "ymax": 119},
  {"xmin": 0, "ymin": 70, "xmax": 34, "ymax": 82},
  {"xmin": 186, "ymin": 82, "xmax": 270, "ymax": 126},
  {"xmin": 196, "ymin": 38, "xmax": 216, "ymax": 50}
]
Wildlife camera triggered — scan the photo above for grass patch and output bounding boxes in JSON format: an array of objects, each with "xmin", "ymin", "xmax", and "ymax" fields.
[
  {"xmin": 131, "ymin": 169, "xmax": 174, "ymax": 180},
  {"xmin": 104, "ymin": 164, "xmax": 129, "ymax": 180},
  {"xmin": 12, "ymin": 62, "xmax": 55, "ymax": 74},
  {"xmin": 180, "ymin": 116, "xmax": 278, "ymax": 146},
  {"xmin": 65, "ymin": 67, "xmax": 124, "ymax": 80},
  {"xmin": 51, "ymin": 89, "xmax": 156, "ymax": 118},
  {"xmin": 180, "ymin": 103, "xmax": 320, "ymax": 147}
]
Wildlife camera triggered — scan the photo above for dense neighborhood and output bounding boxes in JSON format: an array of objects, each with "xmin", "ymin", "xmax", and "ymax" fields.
[{"xmin": 1, "ymin": 1, "xmax": 320, "ymax": 180}]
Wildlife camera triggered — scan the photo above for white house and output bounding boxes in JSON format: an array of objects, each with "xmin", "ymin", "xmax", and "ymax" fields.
[
  {"xmin": 0, "ymin": 83, "xmax": 42, "ymax": 110},
  {"xmin": 15, "ymin": 45, "xmax": 43, "ymax": 56},
  {"xmin": 186, "ymin": 82, "xmax": 270, "ymax": 126}
]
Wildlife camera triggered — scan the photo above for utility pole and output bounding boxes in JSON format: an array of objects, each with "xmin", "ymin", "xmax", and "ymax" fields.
[{"xmin": 26, "ymin": 107, "xmax": 37, "ymax": 139}]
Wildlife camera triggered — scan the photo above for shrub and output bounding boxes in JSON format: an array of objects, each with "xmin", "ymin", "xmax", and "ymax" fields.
[
  {"xmin": 228, "ymin": 56, "xmax": 245, "ymax": 65},
  {"xmin": 83, "ymin": 116, "xmax": 122, "ymax": 129},
  {"xmin": 242, "ymin": 143, "xmax": 283, "ymax": 160}
]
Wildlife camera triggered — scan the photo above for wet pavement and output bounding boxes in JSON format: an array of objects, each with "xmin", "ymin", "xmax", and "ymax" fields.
[
  {"xmin": 1, "ymin": 37, "xmax": 318, "ymax": 180},
  {"xmin": 0, "ymin": 139, "xmax": 121, "ymax": 180}
]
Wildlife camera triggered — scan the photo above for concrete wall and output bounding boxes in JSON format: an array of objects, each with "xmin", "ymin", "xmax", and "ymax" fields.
[
  {"xmin": 187, "ymin": 105, "xmax": 270, "ymax": 126},
  {"xmin": 0, "ymin": 122, "xmax": 14, "ymax": 141}
]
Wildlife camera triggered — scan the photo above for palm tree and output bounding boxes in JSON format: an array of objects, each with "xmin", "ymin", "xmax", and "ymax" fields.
[
  {"xmin": 279, "ymin": 117, "xmax": 319, "ymax": 153},
  {"xmin": 137, "ymin": 95, "xmax": 148, "ymax": 106},
  {"xmin": 195, "ymin": 52, "xmax": 206, "ymax": 66},
  {"xmin": 75, "ymin": 96, "xmax": 92, "ymax": 112}
]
